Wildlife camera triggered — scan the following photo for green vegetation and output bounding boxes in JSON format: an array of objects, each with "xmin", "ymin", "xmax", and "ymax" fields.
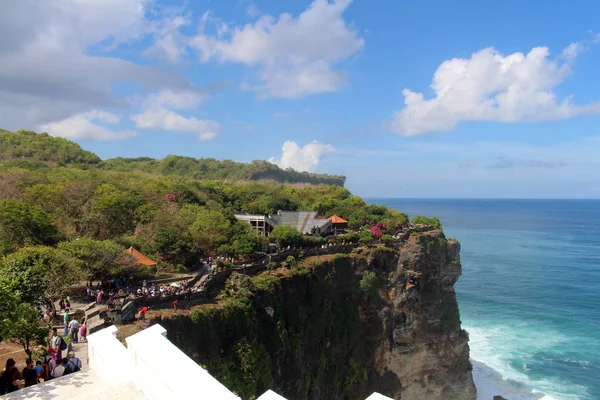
[
  {"xmin": 359, "ymin": 272, "xmax": 379, "ymax": 299},
  {"xmin": 0, "ymin": 246, "xmax": 85, "ymax": 305},
  {"xmin": 270, "ymin": 225, "xmax": 303, "ymax": 248},
  {"xmin": 178, "ymin": 257, "xmax": 375, "ymax": 400},
  {"xmin": 412, "ymin": 215, "xmax": 442, "ymax": 229},
  {"xmin": 0, "ymin": 129, "xmax": 344, "ymax": 185},
  {"xmin": 58, "ymin": 239, "xmax": 137, "ymax": 280},
  {"xmin": 0, "ymin": 200, "xmax": 61, "ymax": 255},
  {"xmin": 0, "ymin": 129, "xmax": 100, "ymax": 164},
  {"xmin": 0, "ymin": 279, "xmax": 47, "ymax": 358},
  {"xmin": 101, "ymin": 156, "xmax": 346, "ymax": 187}
]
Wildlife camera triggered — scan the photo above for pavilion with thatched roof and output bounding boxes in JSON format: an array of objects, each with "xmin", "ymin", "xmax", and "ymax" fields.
[{"xmin": 328, "ymin": 215, "xmax": 348, "ymax": 231}]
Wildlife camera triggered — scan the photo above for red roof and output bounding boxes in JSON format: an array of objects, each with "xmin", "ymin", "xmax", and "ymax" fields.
[
  {"xmin": 126, "ymin": 247, "xmax": 157, "ymax": 266},
  {"xmin": 328, "ymin": 215, "xmax": 348, "ymax": 224}
]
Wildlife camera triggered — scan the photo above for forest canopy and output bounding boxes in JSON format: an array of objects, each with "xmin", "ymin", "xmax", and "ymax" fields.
[{"xmin": 0, "ymin": 129, "xmax": 346, "ymax": 186}]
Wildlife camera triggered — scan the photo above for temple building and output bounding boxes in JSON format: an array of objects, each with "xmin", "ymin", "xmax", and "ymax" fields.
[{"xmin": 235, "ymin": 210, "xmax": 332, "ymax": 237}]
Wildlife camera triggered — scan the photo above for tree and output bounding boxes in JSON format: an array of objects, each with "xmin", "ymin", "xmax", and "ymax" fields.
[
  {"xmin": 270, "ymin": 225, "xmax": 302, "ymax": 248},
  {"xmin": 90, "ymin": 184, "xmax": 143, "ymax": 238},
  {"xmin": 23, "ymin": 184, "xmax": 65, "ymax": 213},
  {"xmin": 154, "ymin": 226, "xmax": 192, "ymax": 265},
  {"xmin": 0, "ymin": 246, "xmax": 85, "ymax": 305},
  {"xmin": 0, "ymin": 200, "xmax": 60, "ymax": 255},
  {"xmin": 0, "ymin": 279, "xmax": 19, "ymax": 341},
  {"xmin": 189, "ymin": 208, "xmax": 232, "ymax": 253},
  {"xmin": 412, "ymin": 216, "xmax": 442, "ymax": 229},
  {"xmin": 58, "ymin": 239, "xmax": 136, "ymax": 280},
  {"xmin": 7, "ymin": 303, "xmax": 47, "ymax": 359}
]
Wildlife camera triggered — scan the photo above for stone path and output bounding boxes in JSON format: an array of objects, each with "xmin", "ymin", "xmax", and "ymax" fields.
[{"xmin": 70, "ymin": 339, "xmax": 89, "ymax": 368}]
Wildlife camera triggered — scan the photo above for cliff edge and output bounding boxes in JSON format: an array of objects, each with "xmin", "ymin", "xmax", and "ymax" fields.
[{"xmin": 153, "ymin": 230, "xmax": 476, "ymax": 400}]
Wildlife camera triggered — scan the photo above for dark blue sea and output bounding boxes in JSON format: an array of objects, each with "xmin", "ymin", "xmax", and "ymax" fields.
[{"xmin": 369, "ymin": 199, "xmax": 600, "ymax": 400}]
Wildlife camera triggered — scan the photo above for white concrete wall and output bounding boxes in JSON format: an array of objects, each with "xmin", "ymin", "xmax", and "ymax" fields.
[
  {"xmin": 125, "ymin": 324, "xmax": 240, "ymax": 400},
  {"xmin": 87, "ymin": 325, "xmax": 130, "ymax": 385}
]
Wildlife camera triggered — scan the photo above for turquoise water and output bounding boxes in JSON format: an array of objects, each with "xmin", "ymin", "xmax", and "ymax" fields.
[{"xmin": 370, "ymin": 199, "xmax": 600, "ymax": 400}]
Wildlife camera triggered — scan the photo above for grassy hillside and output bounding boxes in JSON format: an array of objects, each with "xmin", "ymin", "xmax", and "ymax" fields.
[{"xmin": 0, "ymin": 129, "xmax": 346, "ymax": 186}]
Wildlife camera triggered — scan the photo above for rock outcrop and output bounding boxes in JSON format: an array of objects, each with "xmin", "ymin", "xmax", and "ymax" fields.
[{"xmin": 153, "ymin": 230, "xmax": 476, "ymax": 400}]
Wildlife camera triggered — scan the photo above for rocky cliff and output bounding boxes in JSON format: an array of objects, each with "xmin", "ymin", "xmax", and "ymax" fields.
[{"xmin": 153, "ymin": 230, "xmax": 476, "ymax": 400}]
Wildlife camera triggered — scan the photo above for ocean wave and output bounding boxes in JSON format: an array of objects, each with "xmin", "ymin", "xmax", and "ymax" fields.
[
  {"xmin": 465, "ymin": 323, "xmax": 588, "ymax": 400},
  {"xmin": 471, "ymin": 360, "xmax": 553, "ymax": 400}
]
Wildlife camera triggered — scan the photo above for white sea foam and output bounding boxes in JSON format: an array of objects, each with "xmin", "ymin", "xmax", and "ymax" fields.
[
  {"xmin": 472, "ymin": 360, "xmax": 556, "ymax": 400},
  {"xmin": 465, "ymin": 322, "xmax": 584, "ymax": 400}
]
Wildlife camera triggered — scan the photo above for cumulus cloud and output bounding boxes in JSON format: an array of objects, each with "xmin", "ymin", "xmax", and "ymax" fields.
[
  {"xmin": 269, "ymin": 140, "xmax": 335, "ymax": 172},
  {"xmin": 131, "ymin": 89, "xmax": 220, "ymax": 141},
  {"xmin": 390, "ymin": 43, "xmax": 600, "ymax": 136},
  {"xmin": 189, "ymin": 0, "xmax": 364, "ymax": 98},
  {"xmin": 0, "ymin": 0, "xmax": 194, "ymax": 131},
  {"xmin": 39, "ymin": 111, "xmax": 138, "ymax": 140},
  {"xmin": 131, "ymin": 107, "xmax": 220, "ymax": 141}
]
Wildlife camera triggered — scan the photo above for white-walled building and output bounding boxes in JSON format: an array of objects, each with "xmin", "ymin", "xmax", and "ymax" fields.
[{"xmin": 235, "ymin": 210, "xmax": 332, "ymax": 237}]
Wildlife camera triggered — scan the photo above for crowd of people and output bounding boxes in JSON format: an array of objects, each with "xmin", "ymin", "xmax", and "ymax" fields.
[
  {"xmin": 0, "ymin": 328, "xmax": 83, "ymax": 395},
  {"xmin": 134, "ymin": 279, "xmax": 191, "ymax": 298}
]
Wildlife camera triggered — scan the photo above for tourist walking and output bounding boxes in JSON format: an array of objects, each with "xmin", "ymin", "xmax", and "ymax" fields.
[
  {"xmin": 79, "ymin": 322, "xmax": 87, "ymax": 342},
  {"xmin": 49, "ymin": 328, "xmax": 65, "ymax": 361},
  {"xmin": 139, "ymin": 306, "xmax": 149, "ymax": 320},
  {"xmin": 68, "ymin": 318, "xmax": 80, "ymax": 343}
]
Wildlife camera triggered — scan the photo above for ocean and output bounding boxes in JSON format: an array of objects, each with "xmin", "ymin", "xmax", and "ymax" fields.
[{"xmin": 370, "ymin": 199, "xmax": 600, "ymax": 400}]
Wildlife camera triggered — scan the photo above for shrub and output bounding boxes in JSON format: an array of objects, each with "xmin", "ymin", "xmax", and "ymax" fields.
[
  {"xmin": 359, "ymin": 272, "xmax": 378, "ymax": 299},
  {"xmin": 270, "ymin": 225, "xmax": 302, "ymax": 248},
  {"xmin": 358, "ymin": 229, "xmax": 374, "ymax": 245},
  {"xmin": 381, "ymin": 235, "xmax": 394, "ymax": 247},
  {"xmin": 412, "ymin": 216, "xmax": 442, "ymax": 229}
]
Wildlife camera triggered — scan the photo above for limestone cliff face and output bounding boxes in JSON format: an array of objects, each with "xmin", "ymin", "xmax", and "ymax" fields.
[
  {"xmin": 155, "ymin": 230, "xmax": 476, "ymax": 400},
  {"xmin": 372, "ymin": 231, "xmax": 476, "ymax": 400}
]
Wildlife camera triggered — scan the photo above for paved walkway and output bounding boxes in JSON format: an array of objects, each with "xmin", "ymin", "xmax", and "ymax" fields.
[{"xmin": 70, "ymin": 340, "xmax": 89, "ymax": 368}]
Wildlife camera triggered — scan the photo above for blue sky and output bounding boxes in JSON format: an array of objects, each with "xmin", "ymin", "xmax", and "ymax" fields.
[{"xmin": 1, "ymin": 0, "xmax": 600, "ymax": 198}]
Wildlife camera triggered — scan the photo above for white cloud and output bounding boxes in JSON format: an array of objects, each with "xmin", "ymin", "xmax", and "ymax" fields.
[
  {"xmin": 189, "ymin": 0, "xmax": 364, "ymax": 98},
  {"xmin": 143, "ymin": 89, "xmax": 207, "ymax": 109},
  {"xmin": 131, "ymin": 89, "xmax": 220, "ymax": 140},
  {"xmin": 0, "ymin": 0, "xmax": 193, "ymax": 130},
  {"xmin": 269, "ymin": 140, "xmax": 335, "ymax": 172},
  {"xmin": 39, "ymin": 111, "xmax": 138, "ymax": 140},
  {"xmin": 390, "ymin": 44, "xmax": 600, "ymax": 136},
  {"xmin": 144, "ymin": 14, "xmax": 191, "ymax": 62},
  {"xmin": 130, "ymin": 106, "xmax": 220, "ymax": 141}
]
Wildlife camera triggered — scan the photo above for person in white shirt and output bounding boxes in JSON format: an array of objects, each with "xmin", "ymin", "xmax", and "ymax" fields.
[
  {"xmin": 50, "ymin": 359, "xmax": 66, "ymax": 378},
  {"xmin": 68, "ymin": 319, "xmax": 80, "ymax": 343}
]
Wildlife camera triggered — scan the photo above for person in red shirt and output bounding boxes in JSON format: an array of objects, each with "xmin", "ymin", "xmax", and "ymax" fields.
[
  {"xmin": 138, "ymin": 306, "xmax": 149, "ymax": 320},
  {"xmin": 173, "ymin": 299, "xmax": 178, "ymax": 312}
]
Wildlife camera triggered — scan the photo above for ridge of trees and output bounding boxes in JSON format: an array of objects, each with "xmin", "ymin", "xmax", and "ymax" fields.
[{"xmin": 0, "ymin": 129, "xmax": 346, "ymax": 186}]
